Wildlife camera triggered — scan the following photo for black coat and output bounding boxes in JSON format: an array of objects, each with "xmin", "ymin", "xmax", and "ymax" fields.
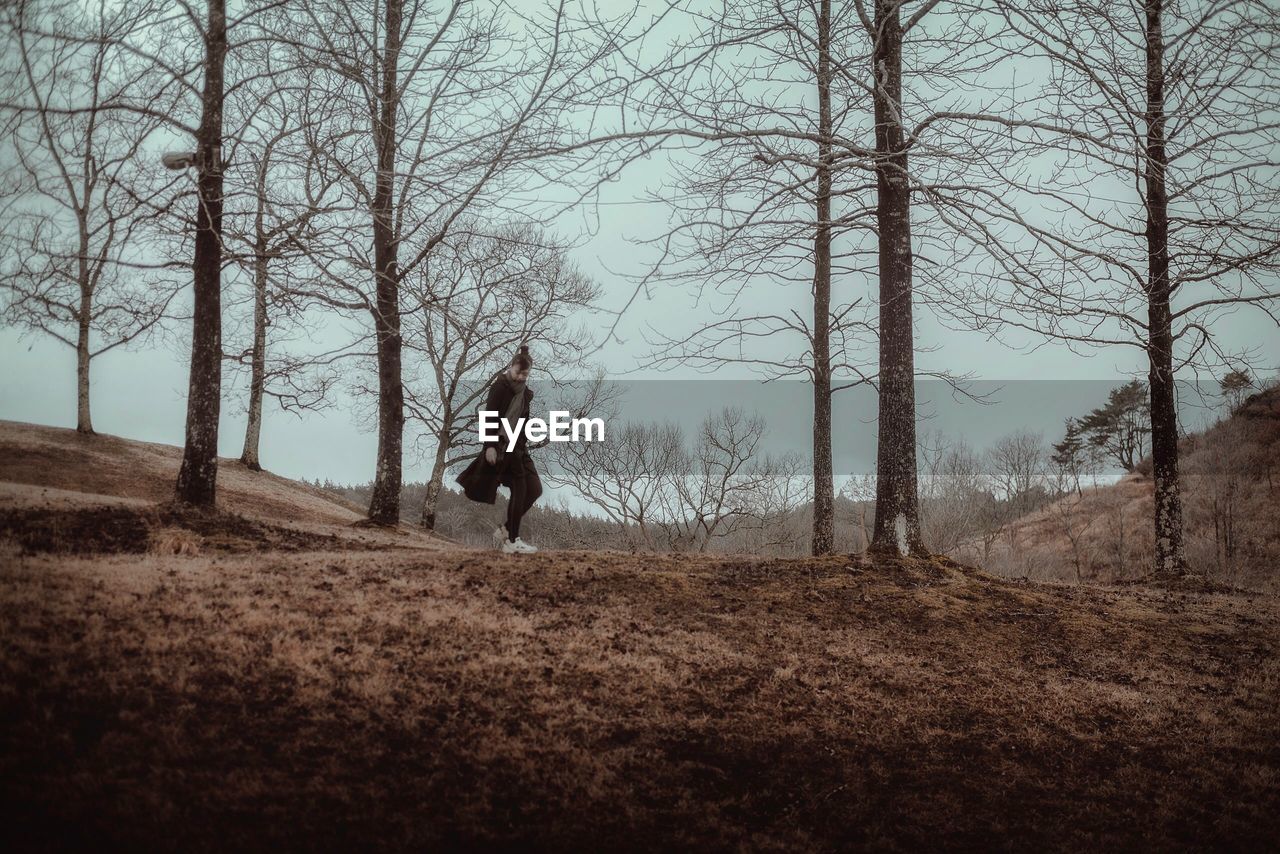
[{"xmin": 455, "ymin": 372, "xmax": 534, "ymax": 505}]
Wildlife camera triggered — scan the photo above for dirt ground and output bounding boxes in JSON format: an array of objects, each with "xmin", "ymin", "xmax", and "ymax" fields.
[{"xmin": 3, "ymin": 537, "xmax": 1278, "ymax": 852}]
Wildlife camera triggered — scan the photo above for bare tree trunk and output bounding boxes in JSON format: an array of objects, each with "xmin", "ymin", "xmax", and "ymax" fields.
[
  {"xmin": 366, "ymin": 0, "xmax": 405, "ymax": 526},
  {"xmin": 869, "ymin": 0, "xmax": 925, "ymax": 557},
  {"xmin": 810, "ymin": 0, "xmax": 834, "ymax": 556},
  {"xmin": 1143, "ymin": 0, "xmax": 1185, "ymax": 577},
  {"xmin": 175, "ymin": 0, "xmax": 227, "ymax": 509},
  {"xmin": 240, "ymin": 243, "xmax": 267, "ymax": 471},
  {"xmin": 420, "ymin": 429, "xmax": 449, "ymax": 530},
  {"xmin": 76, "ymin": 284, "xmax": 93, "ymax": 434}
]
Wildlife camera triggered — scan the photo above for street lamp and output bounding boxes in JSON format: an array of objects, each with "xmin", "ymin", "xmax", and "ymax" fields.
[
  {"xmin": 161, "ymin": 146, "xmax": 219, "ymax": 172},
  {"xmin": 161, "ymin": 150, "xmax": 196, "ymax": 170}
]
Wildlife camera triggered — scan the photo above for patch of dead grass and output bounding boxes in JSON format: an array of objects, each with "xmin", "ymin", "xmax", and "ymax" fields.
[{"xmin": 1, "ymin": 547, "xmax": 1278, "ymax": 850}]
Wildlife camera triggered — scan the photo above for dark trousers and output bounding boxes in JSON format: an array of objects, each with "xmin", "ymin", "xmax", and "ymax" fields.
[{"xmin": 502, "ymin": 450, "xmax": 542, "ymax": 539}]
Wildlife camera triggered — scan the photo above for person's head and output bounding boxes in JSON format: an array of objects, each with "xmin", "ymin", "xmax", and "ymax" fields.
[{"xmin": 507, "ymin": 344, "xmax": 533, "ymax": 382}]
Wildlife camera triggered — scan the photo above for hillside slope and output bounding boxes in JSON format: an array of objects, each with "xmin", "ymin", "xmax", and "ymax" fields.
[
  {"xmin": 966, "ymin": 385, "xmax": 1280, "ymax": 591},
  {"xmin": 0, "ymin": 421, "xmax": 450, "ymax": 553},
  {"xmin": 2, "ymin": 417, "xmax": 1278, "ymax": 848},
  {"xmin": 2, "ymin": 546, "xmax": 1278, "ymax": 850},
  {"xmin": 0, "ymin": 420, "xmax": 363, "ymax": 524}
]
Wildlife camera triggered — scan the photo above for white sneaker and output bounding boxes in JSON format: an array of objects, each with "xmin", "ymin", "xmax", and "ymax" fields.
[
  {"xmin": 492, "ymin": 524, "xmax": 508, "ymax": 549},
  {"xmin": 501, "ymin": 537, "xmax": 538, "ymax": 554}
]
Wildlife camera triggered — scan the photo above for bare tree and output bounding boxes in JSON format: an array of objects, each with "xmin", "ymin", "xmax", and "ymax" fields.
[
  {"xmin": 1050, "ymin": 492, "xmax": 1095, "ymax": 584},
  {"xmin": 170, "ymin": 0, "xmax": 230, "ymax": 508},
  {"xmin": 957, "ymin": 0, "xmax": 1280, "ymax": 575},
  {"xmin": 988, "ymin": 430, "xmax": 1047, "ymax": 514},
  {"xmin": 0, "ymin": 0, "xmax": 182, "ymax": 434},
  {"xmin": 399, "ymin": 223, "xmax": 601, "ymax": 528},
  {"xmin": 220, "ymin": 50, "xmax": 344, "ymax": 472},
  {"xmin": 546, "ymin": 420, "xmax": 686, "ymax": 549},
  {"xmin": 862, "ymin": 0, "xmax": 925, "ymax": 556},
  {"xmin": 655, "ymin": 407, "xmax": 774, "ymax": 552},
  {"xmin": 736, "ymin": 451, "xmax": 814, "ymax": 555},
  {"xmin": 919, "ymin": 435, "xmax": 986, "ymax": 556},
  {"xmin": 288, "ymin": 0, "xmax": 651, "ymax": 525},
  {"xmin": 623, "ymin": 0, "xmax": 878, "ymax": 557},
  {"xmin": 841, "ymin": 472, "xmax": 878, "ymax": 552}
]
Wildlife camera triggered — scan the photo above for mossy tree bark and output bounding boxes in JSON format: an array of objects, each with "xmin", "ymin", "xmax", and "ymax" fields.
[
  {"xmin": 175, "ymin": 0, "xmax": 227, "ymax": 509},
  {"xmin": 1143, "ymin": 0, "xmax": 1185, "ymax": 576},
  {"xmin": 869, "ymin": 0, "xmax": 926, "ymax": 557},
  {"xmin": 366, "ymin": 0, "xmax": 406, "ymax": 526}
]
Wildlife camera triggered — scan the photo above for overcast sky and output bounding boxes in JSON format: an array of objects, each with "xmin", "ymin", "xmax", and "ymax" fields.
[
  {"xmin": 5, "ymin": 162, "xmax": 1275, "ymax": 487},
  {"xmin": 2, "ymin": 0, "xmax": 1277, "ymax": 493}
]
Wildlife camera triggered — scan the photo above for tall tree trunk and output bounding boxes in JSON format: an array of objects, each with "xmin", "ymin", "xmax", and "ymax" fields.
[
  {"xmin": 175, "ymin": 0, "xmax": 227, "ymax": 508},
  {"xmin": 1144, "ymin": 0, "xmax": 1186, "ymax": 576},
  {"xmin": 811, "ymin": 0, "xmax": 834, "ymax": 556},
  {"xmin": 366, "ymin": 0, "xmax": 405, "ymax": 525},
  {"xmin": 76, "ymin": 284, "xmax": 92, "ymax": 434},
  {"xmin": 240, "ymin": 242, "xmax": 267, "ymax": 471},
  {"xmin": 420, "ymin": 430, "xmax": 448, "ymax": 530},
  {"xmin": 870, "ymin": 0, "xmax": 925, "ymax": 556}
]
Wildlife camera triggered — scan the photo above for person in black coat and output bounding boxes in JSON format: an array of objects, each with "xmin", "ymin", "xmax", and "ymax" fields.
[{"xmin": 455, "ymin": 345, "xmax": 543, "ymax": 553}]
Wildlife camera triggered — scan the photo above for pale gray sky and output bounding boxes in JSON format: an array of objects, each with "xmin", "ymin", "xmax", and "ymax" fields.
[
  {"xmin": 4, "ymin": 170, "xmax": 1275, "ymax": 486},
  {"xmin": 3, "ymin": 0, "xmax": 1277, "ymax": 491}
]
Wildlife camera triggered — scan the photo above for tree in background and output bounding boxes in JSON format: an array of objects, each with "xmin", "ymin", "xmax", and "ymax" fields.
[
  {"xmin": 0, "ymin": 0, "xmax": 182, "ymax": 434},
  {"xmin": 1078, "ymin": 381, "xmax": 1151, "ymax": 473},
  {"xmin": 918, "ymin": 435, "xmax": 986, "ymax": 556},
  {"xmin": 1219, "ymin": 370, "xmax": 1253, "ymax": 417},
  {"xmin": 289, "ymin": 0, "xmax": 646, "ymax": 525},
  {"xmin": 547, "ymin": 408, "xmax": 793, "ymax": 552},
  {"xmin": 1051, "ymin": 418, "xmax": 1090, "ymax": 497},
  {"xmin": 399, "ymin": 223, "xmax": 600, "ymax": 529},
  {"xmin": 547, "ymin": 420, "xmax": 685, "ymax": 549},
  {"xmin": 959, "ymin": 0, "xmax": 1280, "ymax": 575},
  {"xmin": 654, "ymin": 408, "xmax": 778, "ymax": 552}
]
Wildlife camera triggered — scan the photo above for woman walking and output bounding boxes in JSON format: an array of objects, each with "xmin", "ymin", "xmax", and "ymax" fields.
[{"xmin": 455, "ymin": 345, "xmax": 543, "ymax": 553}]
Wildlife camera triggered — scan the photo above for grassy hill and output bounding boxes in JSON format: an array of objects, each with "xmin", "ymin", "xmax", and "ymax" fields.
[
  {"xmin": 0, "ymin": 420, "xmax": 367, "ymax": 525},
  {"xmin": 961, "ymin": 385, "xmax": 1280, "ymax": 592},
  {"xmin": 0, "ymin": 420, "xmax": 456, "ymax": 556},
  {"xmin": 2, "ymin": 421, "xmax": 1279, "ymax": 848}
]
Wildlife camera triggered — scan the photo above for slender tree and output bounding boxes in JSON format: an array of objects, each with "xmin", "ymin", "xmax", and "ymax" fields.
[
  {"xmin": 291, "ymin": 0, "xmax": 645, "ymax": 525},
  {"xmin": 624, "ymin": 0, "xmax": 879, "ymax": 556},
  {"xmin": 954, "ymin": 0, "xmax": 1280, "ymax": 574},
  {"xmin": 400, "ymin": 223, "xmax": 600, "ymax": 528},
  {"xmin": 220, "ymin": 43, "xmax": 343, "ymax": 472},
  {"xmin": 173, "ymin": 0, "xmax": 228, "ymax": 507},
  {"xmin": 0, "ymin": 0, "xmax": 181, "ymax": 434}
]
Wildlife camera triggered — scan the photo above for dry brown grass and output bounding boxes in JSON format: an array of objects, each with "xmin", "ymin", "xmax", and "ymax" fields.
[
  {"xmin": 0, "ymin": 419, "xmax": 365, "ymax": 525},
  {"xmin": 147, "ymin": 526, "xmax": 202, "ymax": 556},
  {"xmin": 2, "ymin": 543, "xmax": 1278, "ymax": 851},
  {"xmin": 0, "ymin": 423, "xmax": 448, "ymax": 554},
  {"xmin": 966, "ymin": 386, "xmax": 1280, "ymax": 590},
  {"xmin": 2, "ymin": 419, "xmax": 1277, "ymax": 849}
]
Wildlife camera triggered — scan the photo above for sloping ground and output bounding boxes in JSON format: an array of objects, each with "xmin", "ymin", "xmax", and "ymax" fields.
[
  {"xmin": 2, "ymin": 546, "xmax": 1278, "ymax": 850},
  {"xmin": 0, "ymin": 420, "xmax": 364, "ymax": 525},
  {"xmin": 969, "ymin": 386, "xmax": 1280, "ymax": 591},
  {"xmin": 0, "ymin": 421, "xmax": 448, "ymax": 553}
]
